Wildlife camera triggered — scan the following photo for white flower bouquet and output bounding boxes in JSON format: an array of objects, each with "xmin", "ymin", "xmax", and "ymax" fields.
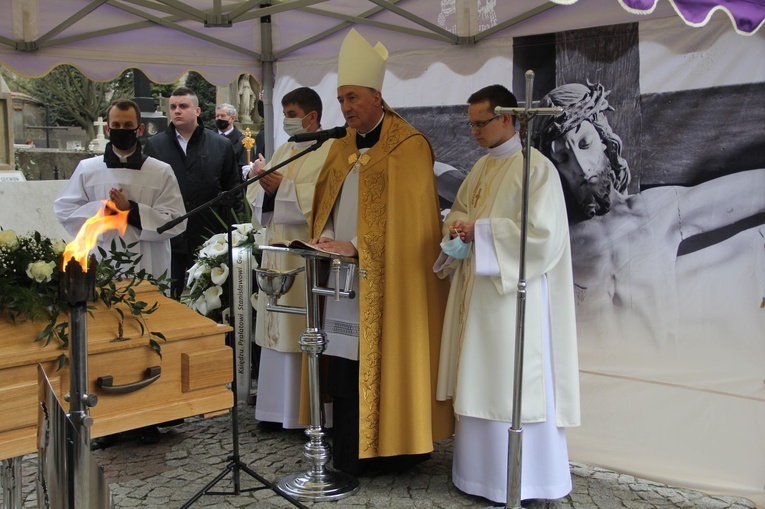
[{"xmin": 182, "ymin": 224, "xmax": 265, "ymax": 323}]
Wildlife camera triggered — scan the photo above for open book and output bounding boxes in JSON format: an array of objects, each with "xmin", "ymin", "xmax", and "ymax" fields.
[{"xmin": 267, "ymin": 239, "xmax": 339, "ymax": 255}]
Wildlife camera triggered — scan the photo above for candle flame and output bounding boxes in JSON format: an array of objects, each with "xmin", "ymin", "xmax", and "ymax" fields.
[{"xmin": 62, "ymin": 200, "xmax": 129, "ymax": 271}]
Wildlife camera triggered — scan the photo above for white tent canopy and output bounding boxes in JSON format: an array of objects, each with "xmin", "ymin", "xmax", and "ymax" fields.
[
  {"xmin": 1, "ymin": 0, "xmax": 758, "ymax": 153},
  {"xmin": 0, "ymin": 0, "xmax": 740, "ymax": 86}
]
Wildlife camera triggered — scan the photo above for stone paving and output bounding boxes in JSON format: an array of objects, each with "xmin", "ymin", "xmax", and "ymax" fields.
[{"xmin": 4, "ymin": 405, "xmax": 757, "ymax": 509}]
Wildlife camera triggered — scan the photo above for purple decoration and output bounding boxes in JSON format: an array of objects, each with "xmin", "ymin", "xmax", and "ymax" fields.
[{"xmin": 620, "ymin": 0, "xmax": 765, "ymax": 33}]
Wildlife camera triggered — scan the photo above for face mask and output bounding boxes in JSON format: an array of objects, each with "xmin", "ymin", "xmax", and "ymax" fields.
[
  {"xmin": 215, "ymin": 118, "xmax": 231, "ymax": 132},
  {"xmin": 440, "ymin": 235, "xmax": 471, "ymax": 260},
  {"xmin": 283, "ymin": 113, "xmax": 310, "ymax": 137},
  {"xmin": 109, "ymin": 128, "xmax": 139, "ymax": 151}
]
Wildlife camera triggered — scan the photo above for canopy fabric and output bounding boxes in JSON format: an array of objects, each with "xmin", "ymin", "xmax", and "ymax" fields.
[
  {"xmin": 0, "ymin": 0, "xmax": 760, "ymax": 86},
  {"xmin": 555, "ymin": 0, "xmax": 765, "ymax": 34},
  {"xmin": 619, "ymin": 0, "xmax": 765, "ymax": 34}
]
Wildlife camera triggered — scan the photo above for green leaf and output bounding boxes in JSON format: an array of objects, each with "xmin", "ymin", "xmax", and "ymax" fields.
[
  {"xmin": 36, "ymin": 325, "xmax": 52, "ymax": 344},
  {"xmin": 149, "ymin": 339, "xmax": 162, "ymax": 359}
]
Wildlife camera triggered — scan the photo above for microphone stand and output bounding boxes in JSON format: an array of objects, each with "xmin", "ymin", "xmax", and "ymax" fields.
[
  {"xmin": 158, "ymin": 140, "xmax": 330, "ymax": 509},
  {"xmin": 157, "ymin": 141, "xmax": 328, "ymax": 236}
]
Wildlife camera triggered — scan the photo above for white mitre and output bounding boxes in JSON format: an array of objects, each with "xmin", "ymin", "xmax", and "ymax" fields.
[{"xmin": 337, "ymin": 28, "xmax": 388, "ymax": 90}]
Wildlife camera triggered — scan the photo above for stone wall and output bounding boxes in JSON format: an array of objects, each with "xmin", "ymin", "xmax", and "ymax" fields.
[
  {"xmin": 14, "ymin": 148, "xmax": 93, "ymax": 180},
  {"xmin": 0, "ymin": 180, "xmax": 71, "ymax": 240}
]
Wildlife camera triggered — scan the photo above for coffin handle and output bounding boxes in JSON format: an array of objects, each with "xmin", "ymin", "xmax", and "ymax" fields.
[{"xmin": 97, "ymin": 366, "xmax": 161, "ymax": 394}]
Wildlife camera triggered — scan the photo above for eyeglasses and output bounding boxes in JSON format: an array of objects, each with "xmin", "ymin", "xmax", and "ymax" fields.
[{"xmin": 466, "ymin": 114, "xmax": 500, "ymax": 130}]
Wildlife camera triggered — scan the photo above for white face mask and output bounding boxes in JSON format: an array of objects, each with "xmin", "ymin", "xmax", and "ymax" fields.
[{"xmin": 283, "ymin": 113, "xmax": 310, "ymax": 137}]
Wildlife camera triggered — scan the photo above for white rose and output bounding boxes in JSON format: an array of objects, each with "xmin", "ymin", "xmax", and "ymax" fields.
[
  {"xmin": 51, "ymin": 238, "xmax": 67, "ymax": 255},
  {"xmin": 0, "ymin": 230, "xmax": 19, "ymax": 249},
  {"xmin": 210, "ymin": 263, "xmax": 229, "ymax": 285},
  {"xmin": 250, "ymin": 292, "xmax": 259, "ymax": 310},
  {"xmin": 26, "ymin": 260, "xmax": 57, "ymax": 283}
]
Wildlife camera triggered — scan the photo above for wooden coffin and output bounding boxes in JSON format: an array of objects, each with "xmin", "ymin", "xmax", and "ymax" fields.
[{"xmin": 0, "ymin": 283, "xmax": 233, "ymax": 460}]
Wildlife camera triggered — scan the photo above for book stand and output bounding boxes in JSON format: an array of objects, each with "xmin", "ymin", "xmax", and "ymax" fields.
[{"xmin": 255, "ymin": 245, "xmax": 359, "ymax": 501}]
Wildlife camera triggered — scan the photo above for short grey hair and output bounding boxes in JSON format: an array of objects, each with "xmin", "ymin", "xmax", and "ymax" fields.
[{"xmin": 216, "ymin": 103, "xmax": 237, "ymax": 117}]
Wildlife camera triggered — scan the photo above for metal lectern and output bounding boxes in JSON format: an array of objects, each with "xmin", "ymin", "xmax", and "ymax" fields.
[{"xmin": 255, "ymin": 245, "xmax": 359, "ymax": 501}]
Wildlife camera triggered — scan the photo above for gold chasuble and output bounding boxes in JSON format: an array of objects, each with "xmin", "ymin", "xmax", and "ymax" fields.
[{"xmin": 311, "ymin": 110, "xmax": 454, "ymax": 459}]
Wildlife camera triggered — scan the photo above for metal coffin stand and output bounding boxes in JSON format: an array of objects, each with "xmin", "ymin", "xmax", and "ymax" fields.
[{"xmin": 255, "ymin": 245, "xmax": 359, "ymax": 501}]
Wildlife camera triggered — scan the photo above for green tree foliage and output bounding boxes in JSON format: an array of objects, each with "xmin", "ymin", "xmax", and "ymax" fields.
[
  {"xmin": 151, "ymin": 82, "xmax": 176, "ymax": 111},
  {"xmin": 1, "ymin": 65, "xmax": 134, "ymax": 140},
  {"xmin": 184, "ymin": 71, "xmax": 217, "ymax": 129}
]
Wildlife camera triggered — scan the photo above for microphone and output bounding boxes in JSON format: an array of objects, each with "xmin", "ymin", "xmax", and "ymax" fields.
[{"xmin": 288, "ymin": 126, "xmax": 347, "ymax": 143}]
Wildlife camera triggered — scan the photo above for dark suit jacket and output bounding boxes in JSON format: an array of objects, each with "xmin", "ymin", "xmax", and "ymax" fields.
[
  {"xmin": 144, "ymin": 119, "xmax": 244, "ymax": 255},
  {"xmin": 222, "ymin": 126, "xmax": 250, "ymax": 169}
]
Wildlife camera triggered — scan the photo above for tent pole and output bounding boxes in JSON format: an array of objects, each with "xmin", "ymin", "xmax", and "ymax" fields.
[{"xmin": 261, "ymin": 4, "xmax": 274, "ymax": 161}]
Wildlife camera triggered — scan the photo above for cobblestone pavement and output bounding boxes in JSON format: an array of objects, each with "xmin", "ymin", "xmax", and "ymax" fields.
[{"xmin": 5, "ymin": 405, "xmax": 757, "ymax": 509}]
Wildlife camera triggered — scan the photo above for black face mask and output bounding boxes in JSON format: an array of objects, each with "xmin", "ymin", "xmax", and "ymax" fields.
[
  {"xmin": 109, "ymin": 128, "xmax": 139, "ymax": 151},
  {"xmin": 215, "ymin": 118, "xmax": 231, "ymax": 132}
]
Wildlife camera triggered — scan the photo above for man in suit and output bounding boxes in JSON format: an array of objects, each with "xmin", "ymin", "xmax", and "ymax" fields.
[
  {"xmin": 216, "ymin": 102, "xmax": 250, "ymax": 172},
  {"xmin": 144, "ymin": 87, "xmax": 243, "ymax": 298}
]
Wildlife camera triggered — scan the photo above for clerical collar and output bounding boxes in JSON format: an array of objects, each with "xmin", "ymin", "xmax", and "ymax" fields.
[
  {"xmin": 487, "ymin": 134, "xmax": 522, "ymax": 159},
  {"xmin": 104, "ymin": 143, "xmax": 145, "ymax": 169},
  {"xmin": 356, "ymin": 112, "xmax": 384, "ymax": 149}
]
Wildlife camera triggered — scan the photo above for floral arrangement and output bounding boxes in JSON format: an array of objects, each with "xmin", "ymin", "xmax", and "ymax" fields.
[
  {"xmin": 0, "ymin": 229, "xmax": 66, "ymax": 322},
  {"xmin": 0, "ymin": 228, "xmax": 170, "ymax": 368},
  {"xmin": 182, "ymin": 224, "xmax": 264, "ymax": 323}
]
